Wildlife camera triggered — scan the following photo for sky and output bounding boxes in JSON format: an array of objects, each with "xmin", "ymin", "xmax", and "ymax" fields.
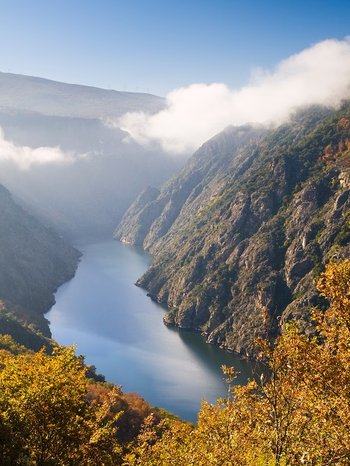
[{"xmin": 0, "ymin": 0, "xmax": 350, "ymax": 96}]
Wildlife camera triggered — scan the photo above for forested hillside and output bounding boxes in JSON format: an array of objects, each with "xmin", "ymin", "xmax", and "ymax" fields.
[{"xmin": 0, "ymin": 184, "xmax": 80, "ymax": 349}]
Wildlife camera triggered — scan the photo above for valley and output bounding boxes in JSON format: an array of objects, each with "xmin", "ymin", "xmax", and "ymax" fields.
[
  {"xmin": 117, "ymin": 104, "xmax": 350, "ymax": 356},
  {"xmin": 47, "ymin": 240, "xmax": 254, "ymax": 422},
  {"xmin": 1, "ymin": 3, "xmax": 350, "ymax": 462},
  {"xmin": 0, "ymin": 72, "xmax": 184, "ymax": 239}
]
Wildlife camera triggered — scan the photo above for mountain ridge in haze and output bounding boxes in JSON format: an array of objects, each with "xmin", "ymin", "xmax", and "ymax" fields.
[
  {"xmin": 0, "ymin": 71, "xmax": 164, "ymax": 118},
  {"xmin": 0, "ymin": 183, "xmax": 80, "ymax": 350},
  {"xmin": 0, "ymin": 72, "xmax": 183, "ymax": 239}
]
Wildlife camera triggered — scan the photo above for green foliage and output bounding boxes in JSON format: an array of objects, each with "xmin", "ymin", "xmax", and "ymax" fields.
[
  {"xmin": 0, "ymin": 304, "xmax": 52, "ymax": 352},
  {"xmin": 334, "ymin": 217, "xmax": 350, "ymax": 246},
  {"xmin": 0, "ymin": 335, "xmax": 29, "ymax": 355}
]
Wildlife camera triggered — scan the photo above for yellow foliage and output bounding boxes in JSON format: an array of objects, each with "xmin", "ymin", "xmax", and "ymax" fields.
[
  {"xmin": 0, "ymin": 346, "xmax": 122, "ymax": 465},
  {"xmin": 128, "ymin": 260, "xmax": 350, "ymax": 465},
  {"xmin": 3, "ymin": 260, "xmax": 350, "ymax": 465}
]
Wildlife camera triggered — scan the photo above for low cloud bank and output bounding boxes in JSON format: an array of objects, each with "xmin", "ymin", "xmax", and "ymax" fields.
[
  {"xmin": 119, "ymin": 38, "xmax": 350, "ymax": 154},
  {"xmin": 0, "ymin": 128, "xmax": 77, "ymax": 169}
]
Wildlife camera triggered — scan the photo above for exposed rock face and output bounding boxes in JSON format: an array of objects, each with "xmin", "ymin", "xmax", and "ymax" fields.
[
  {"xmin": 116, "ymin": 125, "xmax": 266, "ymax": 247},
  {"xmin": 114, "ymin": 186, "xmax": 161, "ymax": 245},
  {"xmin": 0, "ymin": 184, "xmax": 80, "ymax": 342},
  {"xmin": 116, "ymin": 104, "xmax": 350, "ymax": 356}
]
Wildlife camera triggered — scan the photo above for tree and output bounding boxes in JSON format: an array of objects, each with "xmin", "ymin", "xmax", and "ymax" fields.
[
  {"xmin": 128, "ymin": 260, "xmax": 350, "ymax": 465},
  {"xmin": 0, "ymin": 346, "xmax": 122, "ymax": 465}
]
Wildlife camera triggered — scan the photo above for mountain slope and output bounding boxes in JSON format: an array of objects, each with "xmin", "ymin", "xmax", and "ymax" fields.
[
  {"xmin": 0, "ymin": 71, "xmax": 164, "ymax": 119},
  {"xmin": 115, "ymin": 124, "xmax": 266, "ymax": 246},
  {"xmin": 116, "ymin": 104, "xmax": 350, "ymax": 355},
  {"xmin": 0, "ymin": 184, "xmax": 80, "ymax": 347}
]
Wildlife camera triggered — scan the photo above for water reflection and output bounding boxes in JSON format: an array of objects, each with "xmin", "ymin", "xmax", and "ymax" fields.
[{"xmin": 48, "ymin": 240, "xmax": 254, "ymax": 422}]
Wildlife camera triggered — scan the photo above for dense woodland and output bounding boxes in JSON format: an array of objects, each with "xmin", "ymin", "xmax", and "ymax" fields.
[{"xmin": 1, "ymin": 260, "xmax": 350, "ymax": 465}]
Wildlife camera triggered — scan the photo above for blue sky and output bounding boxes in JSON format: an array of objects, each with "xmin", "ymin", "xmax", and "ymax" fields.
[{"xmin": 0, "ymin": 0, "xmax": 349, "ymax": 95}]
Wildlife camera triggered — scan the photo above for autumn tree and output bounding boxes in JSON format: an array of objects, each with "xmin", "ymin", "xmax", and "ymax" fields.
[
  {"xmin": 0, "ymin": 346, "xmax": 122, "ymax": 465},
  {"xmin": 127, "ymin": 260, "xmax": 350, "ymax": 465}
]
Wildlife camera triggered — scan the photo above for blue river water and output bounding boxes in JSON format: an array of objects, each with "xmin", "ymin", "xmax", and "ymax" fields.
[{"xmin": 47, "ymin": 240, "xmax": 254, "ymax": 422}]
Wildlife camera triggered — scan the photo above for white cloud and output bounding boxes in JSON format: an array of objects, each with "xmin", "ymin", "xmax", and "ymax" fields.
[
  {"xmin": 118, "ymin": 38, "xmax": 350, "ymax": 154},
  {"xmin": 0, "ymin": 128, "xmax": 77, "ymax": 169}
]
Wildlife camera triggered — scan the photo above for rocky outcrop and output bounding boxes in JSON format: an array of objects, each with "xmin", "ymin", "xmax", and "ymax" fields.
[
  {"xmin": 114, "ymin": 186, "xmax": 161, "ymax": 245},
  {"xmin": 117, "ymin": 125, "xmax": 266, "ymax": 248},
  {"xmin": 117, "ymin": 104, "xmax": 350, "ymax": 356}
]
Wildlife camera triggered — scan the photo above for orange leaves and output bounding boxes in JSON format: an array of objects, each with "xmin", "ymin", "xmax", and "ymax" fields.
[{"xmin": 129, "ymin": 260, "xmax": 350, "ymax": 465}]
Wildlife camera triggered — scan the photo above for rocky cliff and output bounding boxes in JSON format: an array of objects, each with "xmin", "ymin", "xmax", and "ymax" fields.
[
  {"xmin": 116, "ymin": 104, "xmax": 350, "ymax": 356},
  {"xmin": 0, "ymin": 184, "xmax": 80, "ymax": 347}
]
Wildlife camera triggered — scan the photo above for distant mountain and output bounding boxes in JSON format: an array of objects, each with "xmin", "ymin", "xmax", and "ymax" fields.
[
  {"xmin": 0, "ymin": 72, "xmax": 164, "ymax": 118},
  {"xmin": 0, "ymin": 72, "xmax": 183, "ymax": 239},
  {"xmin": 116, "ymin": 103, "xmax": 350, "ymax": 356},
  {"xmin": 0, "ymin": 184, "xmax": 80, "ymax": 349}
]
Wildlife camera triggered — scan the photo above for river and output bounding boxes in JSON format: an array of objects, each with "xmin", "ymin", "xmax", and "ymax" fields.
[{"xmin": 47, "ymin": 240, "xmax": 254, "ymax": 422}]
